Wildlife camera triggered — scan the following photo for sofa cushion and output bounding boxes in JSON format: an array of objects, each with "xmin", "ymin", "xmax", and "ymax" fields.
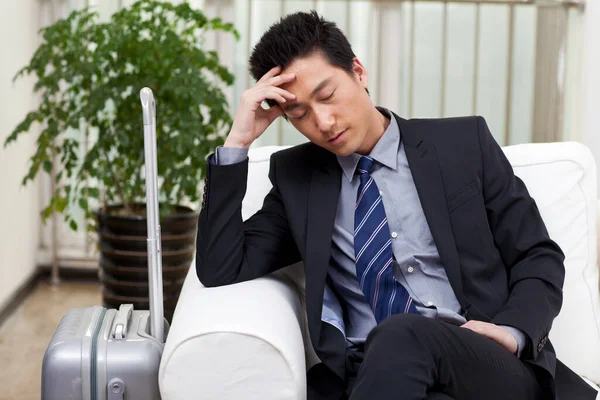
[
  {"xmin": 242, "ymin": 142, "xmax": 600, "ymax": 386},
  {"xmin": 503, "ymin": 142, "xmax": 600, "ymax": 386}
]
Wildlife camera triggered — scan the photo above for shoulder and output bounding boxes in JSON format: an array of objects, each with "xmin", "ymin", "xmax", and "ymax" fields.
[
  {"xmin": 397, "ymin": 114, "xmax": 492, "ymax": 154},
  {"xmin": 267, "ymin": 142, "xmax": 334, "ymax": 185},
  {"xmin": 273, "ymin": 141, "xmax": 329, "ymax": 158},
  {"xmin": 271, "ymin": 141, "xmax": 333, "ymax": 170},
  {"xmin": 402, "ymin": 115, "xmax": 483, "ymax": 140}
]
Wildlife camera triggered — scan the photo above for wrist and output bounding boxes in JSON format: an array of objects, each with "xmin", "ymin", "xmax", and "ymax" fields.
[{"xmin": 224, "ymin": 134, "xmax": 252, "ymax": 149}]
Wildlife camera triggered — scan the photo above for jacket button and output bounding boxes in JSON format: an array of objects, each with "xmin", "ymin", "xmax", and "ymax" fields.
[{"xmin": 538, "ymin": 343, "xmax": 544, "ymax": 352}]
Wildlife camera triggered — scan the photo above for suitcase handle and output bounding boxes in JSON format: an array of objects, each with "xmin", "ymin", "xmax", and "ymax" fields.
[
  {"xmin": 112, "ymin": 304, "xmax": 133, "ymax": 340},
  {"xmin": 140, "ymin": 87, "xmax": 165, "ymax": 343}
]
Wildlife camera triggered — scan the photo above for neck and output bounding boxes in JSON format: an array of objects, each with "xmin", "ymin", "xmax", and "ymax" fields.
[{"xmin": 357, "ymin": 107, "xmax": 391, "ymax": 155}]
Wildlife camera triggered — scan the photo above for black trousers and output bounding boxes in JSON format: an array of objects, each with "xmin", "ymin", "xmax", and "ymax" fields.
[{"xmin": 344, "ymin": 314, "xmax": 547, "ymax": 400}]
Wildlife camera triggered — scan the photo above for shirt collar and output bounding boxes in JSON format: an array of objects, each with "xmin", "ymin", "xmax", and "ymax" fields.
[{"xmin": 336, "ymin": 107, "xmax": 401, "ymax": 182}]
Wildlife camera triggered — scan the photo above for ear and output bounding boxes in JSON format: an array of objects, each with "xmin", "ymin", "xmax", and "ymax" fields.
[{"xmin": 352, "ymin": 57, "xmax": 368, "ymax": 89}]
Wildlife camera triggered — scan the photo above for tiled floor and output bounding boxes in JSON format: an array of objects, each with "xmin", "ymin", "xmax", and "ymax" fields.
[{"xmin": 0, "ymin": 279, "xmax": 101, "ymax": 400}]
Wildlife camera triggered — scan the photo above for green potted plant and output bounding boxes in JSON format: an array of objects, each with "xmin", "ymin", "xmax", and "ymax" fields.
[{"xmin": 3, "ymin": 0, "xmax": 239, "ymax": 320}]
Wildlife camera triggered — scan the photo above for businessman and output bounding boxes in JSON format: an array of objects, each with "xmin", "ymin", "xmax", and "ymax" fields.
[{"xmin": 196, "ymin": 10, "xmax": 596, "ymax": 400}]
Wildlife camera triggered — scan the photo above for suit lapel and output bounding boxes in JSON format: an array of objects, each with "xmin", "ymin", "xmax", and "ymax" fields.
[
  {"xmin": 395, "ymin": 114, "xmax": 468, "ymax": 311},
  {"xmin": 305, "ymin": 150, "xmax": 342, "ymax": 352}
]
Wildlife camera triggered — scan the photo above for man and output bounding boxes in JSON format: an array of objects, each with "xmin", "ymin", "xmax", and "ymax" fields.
[{"xmin": 196, "ymin": 10, "xmax": 596, "ymax": 400}]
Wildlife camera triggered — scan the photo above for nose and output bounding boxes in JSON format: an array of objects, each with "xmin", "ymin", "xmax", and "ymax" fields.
[{"xmin": 314, "ymin": 105, "xmax": 335, "ymax": 133}]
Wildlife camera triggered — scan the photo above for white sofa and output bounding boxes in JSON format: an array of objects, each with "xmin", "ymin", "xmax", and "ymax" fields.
[{"xmin": 159, "ymin": 142, "xmax": 600, "ymax": 399}]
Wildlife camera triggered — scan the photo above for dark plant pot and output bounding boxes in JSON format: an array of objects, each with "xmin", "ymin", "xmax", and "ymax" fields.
[{"xmin": 96, "ymin": 204, "xmax": 198, "ymax": 323}]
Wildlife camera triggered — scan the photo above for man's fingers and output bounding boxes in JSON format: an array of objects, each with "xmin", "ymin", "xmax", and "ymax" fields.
[
  {"xmin": 257, "ymin": 65, "xmax": 282, "ymax": 83},
  {"xmin": 460, "ymin": 320, "xmax": 517, "ymax": 354},
  {"xmin": 258, "ymin": 87, "xmax": 294, "ymax": 105},
  {"xmin": 266, "ymin": 73, "xmax": 296, "ymax": 88},
  {"xmin": 256, "ymin": 81, "xmax": 296, "ymax": 101},
  {"xmin": 270, "ymin": 86, "xmax": 296, "ymax": 101},
  {"xmin": 266, "ymin": 104, "xmax": 284, "ymax": 122},
  {"xmin": 461, "ymin": 324, "xmax": 482, "ymax": 334},
  {"xmin": 462, "ymin": 321, "xmax": 501, "ymax": 343},
  {"xmin": 281, "ymin": 89, "xmax": 297, "ymax": 100},
  {"xmin": 241, "ymin": 87, "xmax": 289, "ymax": 110},
  {"xmin": 248, "ymin": 71, "xmax": 296, "ymax": 108},
  {"xmin": 460, "ymin": 320, "xmax": 478, "ymax": 330},
  {"xmin": 461, "ymin": 321, "xmax": 489, "ymax": 336},
  {"xmin": 264, "ymin": 89, "xmax": 287, "ymax": 104},
  {"xmin": 254, "ymin": 104, "xmax": 283, "ymax": 127}
]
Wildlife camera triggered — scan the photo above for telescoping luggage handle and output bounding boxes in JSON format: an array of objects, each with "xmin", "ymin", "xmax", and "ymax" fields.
[{"xmin": 140, "ymin": 87, "xmax": 165, "ymax": 343}]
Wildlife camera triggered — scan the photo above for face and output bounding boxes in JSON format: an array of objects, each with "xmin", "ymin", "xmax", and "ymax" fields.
[{"xmin": 279, "ymin": 53, "xmax": 383, "ymax": 156}]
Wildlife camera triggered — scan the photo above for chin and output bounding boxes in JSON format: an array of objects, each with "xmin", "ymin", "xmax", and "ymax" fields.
[
  {"xmin": 315, "ymin": 136, "xmax": 357, "ymax": 156},
  {"xmin": 327, "ymin": 145, "xmax": 355, "ymax": 157}
]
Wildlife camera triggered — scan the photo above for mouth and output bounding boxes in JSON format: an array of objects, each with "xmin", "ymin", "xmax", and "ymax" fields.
[{"xmin": 328, "ymin": 129, "xmax": 347, "ymax": 144}]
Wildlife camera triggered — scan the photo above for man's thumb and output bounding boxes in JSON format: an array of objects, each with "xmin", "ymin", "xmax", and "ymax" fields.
[{"xmin": 268, "ymin": 104, "xmax": 284, "ymax": 122}]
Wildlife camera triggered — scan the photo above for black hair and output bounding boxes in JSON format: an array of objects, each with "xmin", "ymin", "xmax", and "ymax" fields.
[{"xmin": 248, "ymin": 10, "xmax": 359, "ymax": 109}]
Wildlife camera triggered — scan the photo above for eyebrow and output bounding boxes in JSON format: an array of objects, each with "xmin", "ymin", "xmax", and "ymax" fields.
[{"xmin": 283, "ymin": 77, "xmax": 333, "ymax": 112}]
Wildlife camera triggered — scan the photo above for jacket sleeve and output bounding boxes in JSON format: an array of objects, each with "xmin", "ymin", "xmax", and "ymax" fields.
[
  {"xmin": 214, "ymin": 146, "xmax": 248, "ymax": 165},
  {"xmin": 476, "ymin": 116, "xmax": 565, "ymax": 361},
  {"xmin": 195, "ymin": 152, "xmax": 301, "ymax": 287}
]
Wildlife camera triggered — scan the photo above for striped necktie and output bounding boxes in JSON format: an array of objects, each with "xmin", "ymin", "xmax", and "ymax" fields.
[{"xmin": 354, "ymin": 155, "xmax": 418, "ymax": 323}]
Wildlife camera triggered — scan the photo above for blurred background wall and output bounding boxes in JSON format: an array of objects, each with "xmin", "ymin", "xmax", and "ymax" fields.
[
  {"xmin": 1, "ymin": 0, "xmax": 599, "ymax": 310},
  {"xmin": 0, "ymin": 0, "xmax": 42, "ymax": 310}
]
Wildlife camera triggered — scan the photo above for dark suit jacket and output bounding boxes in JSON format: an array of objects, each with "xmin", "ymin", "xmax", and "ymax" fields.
[{"xmin": 196, "ymin": 114, "xmax": 596, "ymax": 400}]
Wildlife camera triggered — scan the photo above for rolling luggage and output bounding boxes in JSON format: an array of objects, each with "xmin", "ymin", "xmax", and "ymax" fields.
[{"xmin": 42, "ymin": 88, "xmax": 168, "ymax": 400}]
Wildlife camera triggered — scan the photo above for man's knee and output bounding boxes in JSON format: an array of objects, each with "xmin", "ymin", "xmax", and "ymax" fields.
[
  {"xmin": 369, "ymin": 313, "xmax": 434, "ymax": 339},
  {"xmin": 365, "ymin": 314, "xmax": 436, "ymax": 354}
]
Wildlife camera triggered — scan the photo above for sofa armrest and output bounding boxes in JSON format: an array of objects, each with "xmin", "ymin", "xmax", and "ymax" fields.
[
  {"xmin": 597, "ymin": 199, "xmax": 600, "ymax": 269},
  {"xmin": 159, "ymin": 263, "xmax": 308, "ymax": 400}
]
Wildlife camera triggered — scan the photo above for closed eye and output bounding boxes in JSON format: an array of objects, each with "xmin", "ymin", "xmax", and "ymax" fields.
[
  {"xmin": 291, "ymin": 111, "xmax": 308, "ymax": 120},
  {"xmin": 290, "ymin": 90, "xmax": 334, "ymax": 120}
]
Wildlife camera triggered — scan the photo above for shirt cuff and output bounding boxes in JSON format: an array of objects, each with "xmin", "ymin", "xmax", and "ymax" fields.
[
  {"xmin": 499, "ymin": 325, "xmax": 527, "ymax": 358},
  {"xmin": 214, "ymin": 145, "xmax": 249, "ymax": 165}
]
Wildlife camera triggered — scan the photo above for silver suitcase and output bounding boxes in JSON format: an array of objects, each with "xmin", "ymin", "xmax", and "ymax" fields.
[{"xmin": 42, "ymin": 88, "xmax": 168, "ymax": 400}]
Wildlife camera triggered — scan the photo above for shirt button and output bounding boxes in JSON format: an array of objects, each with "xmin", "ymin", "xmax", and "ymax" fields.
[
  {"xmin": 407, "ymin": 266, "xmax": 414, "ymax": 273},
  {"xmin": 427, "ymin": 301, "xmax": 434, "ymax": 307},
  {"xmin": 391, "ymin": 232, "xmax": 398, "ymax": 239}
]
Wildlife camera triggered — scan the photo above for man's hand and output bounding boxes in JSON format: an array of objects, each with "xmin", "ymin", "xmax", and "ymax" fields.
[
  {"xmin": 461, "ymin": 320, "xmax": 518, "ymax": 355},
  {"xmin": 225, "ymin": 65, "xmax": 296, "ymax": 148}
]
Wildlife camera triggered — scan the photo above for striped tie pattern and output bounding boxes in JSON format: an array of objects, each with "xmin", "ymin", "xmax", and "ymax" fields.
[{"xmin": 354, "ymin": 156, "xmax": 417, "ymax": 323}]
